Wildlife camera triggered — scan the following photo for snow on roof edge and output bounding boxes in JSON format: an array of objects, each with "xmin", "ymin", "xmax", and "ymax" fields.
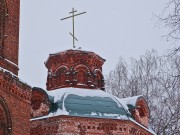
[
  {"xmin": 44, "ymin": 49, "xmax": 106, "ymax": 66},
  {"xmin": 0, "ymin": 66, "xmax": 30, "ymax": 87},
  {"xmin": 130, "ymin": 118, "xmax": 156, "ymax": 135}
]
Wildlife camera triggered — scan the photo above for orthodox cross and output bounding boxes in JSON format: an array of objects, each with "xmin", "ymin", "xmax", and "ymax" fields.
[{"xmin": 61, "ymin": 8, "xmax": 86, "ymax": 48}]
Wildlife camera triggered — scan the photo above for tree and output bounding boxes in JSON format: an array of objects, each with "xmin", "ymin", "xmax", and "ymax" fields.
[
  {"xmin": 158, "ymin": 0, "xmax": 180, "ymax": 43},
  {"xmin": 105, "ymin": 50, "xmax": 180, "ymax": 135}
]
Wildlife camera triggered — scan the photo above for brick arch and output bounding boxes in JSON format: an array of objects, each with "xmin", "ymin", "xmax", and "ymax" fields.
[
  {"xmin": 55, "ymin": 65, "xmax": 69, "ymax": 87},
  {"xmin": 55, "ymin": 65, "xmax": 69, "ymax": 74},
  {"xmin": 0, "ymin": 96, "xmax": 12, "ymax": 135},
  {"xmin": 73, "ymin": 64, "xmax": 90, "ymax": 85},
  {"xmin": 94, "ymin": 69, "xmax": 104, "ymax": 90},
  {"xmin": 31, "ymin": 87, "xmax": 50, "ymax": 118},
  {"xmin": 135, "ymin": 98, "xmax": 150, "ymax": 118},
  {"xmin": 73, "ymin": 64, "xmax": 90, "ymax": 72},
  {"xmin": 133, "ymin": 97, "xmax": 150, "ymax": 127},
  {"xmin": 0, "ymin": 0, "xmax": 8, "ymax": 56}
]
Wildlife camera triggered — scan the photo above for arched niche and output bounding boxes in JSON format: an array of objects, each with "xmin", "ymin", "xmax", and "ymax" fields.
[
  {"xmin": 133, "ymin": 98, "xmax": 150, "ymax": 128},
  {"xmin": 0, "ymin": 96, "xmax": 12, "ymax": 135},
  {"xmin": 94, "ymin": 69, "xmax": 104, "ymax": 90},
  {"xmin": 73, "ymin": 64, "xmax": 90, "ymax": 85},
  {"xmin": 31, "ymin": 87, "xmax": 50, "ymax": 118},
  {"xmin": 55, "ymin": 65, "xmax": 69, "ymax": 87}
]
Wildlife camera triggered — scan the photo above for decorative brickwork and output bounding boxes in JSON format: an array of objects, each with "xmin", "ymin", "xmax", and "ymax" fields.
[
  {"xmin": 45, "ymin": 50, "xmax": 106, "ymax": 91},
  {"xmin": 0, "ymin": 68, "xmax": 32, "ymax": 135},
  {"xmin": 0, "ymin": 58, "xmax": 19, "ymax": 75},
  {"xmin": 31, "ymin": 116, "xmax": 153, "ymax": 135}
]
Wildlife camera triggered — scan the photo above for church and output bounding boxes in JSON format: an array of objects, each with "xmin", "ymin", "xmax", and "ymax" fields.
[{"xmin": 0, "ymin": 0, "xmax": 155, "ymax": 135}]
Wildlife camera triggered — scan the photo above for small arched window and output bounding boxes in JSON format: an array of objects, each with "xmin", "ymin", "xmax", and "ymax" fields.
[
  {"xmin": 0, "ymin": 96, "xmax": 12, "ymax": 135},
  {"xmin": 94, "ymin": 69, "xmax": 104, "ymax": 89}
]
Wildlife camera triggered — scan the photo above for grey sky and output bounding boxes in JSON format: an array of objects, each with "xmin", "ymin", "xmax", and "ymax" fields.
[{"xmin": 19, "ymin": 0, "xmax": 170, "ymax": 89}]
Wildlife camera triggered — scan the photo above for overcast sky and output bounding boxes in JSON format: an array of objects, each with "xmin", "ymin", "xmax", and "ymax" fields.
[{"xmin": 19, "ymin": 0, "xmax": 170, "ymax": 89}]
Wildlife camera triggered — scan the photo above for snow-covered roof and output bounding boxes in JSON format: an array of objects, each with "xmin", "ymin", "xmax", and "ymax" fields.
[
  {"xmin": 115, "ymin": 95, "xmax": 143, "ymax": 112},
  {"xmin": 31, "ymin": 88, "xmax": 131, "ymax": 120},
  {"xmin": 30, "ymin": 87, "xmax": 155, "ymax": 134}
]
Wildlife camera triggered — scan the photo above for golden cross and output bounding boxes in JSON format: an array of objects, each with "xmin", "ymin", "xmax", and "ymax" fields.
[{"xmin": 61, "ymin": 8, "xmax": 86, "ymax": 48}]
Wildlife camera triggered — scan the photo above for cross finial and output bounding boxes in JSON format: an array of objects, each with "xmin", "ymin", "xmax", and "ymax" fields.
[{"xmin": 61, "ymin": 8, "xmax": 86, "ymax": 48}]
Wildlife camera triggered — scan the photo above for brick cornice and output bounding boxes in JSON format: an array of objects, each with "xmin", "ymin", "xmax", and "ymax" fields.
[
  {"xmin": 0, "ymin": 69, "xmax": 31, "ymax": 102},
  {"xmin": 0, "ymin": 57, "xmax": 19, "ymax": 75},
  {"xmin": 31, "ymin": 115, "xmax": 154, "ymax": 135}
]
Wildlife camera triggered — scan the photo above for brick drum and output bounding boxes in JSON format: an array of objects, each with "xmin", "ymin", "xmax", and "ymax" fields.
[{"xmin": 45, "ymin": 50, "xmax": 106, "ymax": 91}]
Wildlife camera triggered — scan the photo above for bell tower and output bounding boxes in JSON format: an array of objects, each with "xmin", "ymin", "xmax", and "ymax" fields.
[
  {"xmin": 0, "ymin": 0, "xmax": 20, "ymax": 76},
  {"xmin": 0, "ymin": 1, "xmax": 32, "ymax": 135}
]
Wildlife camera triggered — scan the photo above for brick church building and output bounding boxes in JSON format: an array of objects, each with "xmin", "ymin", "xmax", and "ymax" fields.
[{"xmin": 0, "ymin": 0, "xmax": 155, "ymax": 135}]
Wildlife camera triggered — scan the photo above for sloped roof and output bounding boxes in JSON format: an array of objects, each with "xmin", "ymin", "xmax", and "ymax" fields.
[
  {"xmin": 47, "ymin": 88, "xmax": 131, "ymax": 120},
  {"xmin": 30, "ymin": 88, "xmax": 148, "ymax": 121},
  {"xmin": 117, "ymin": 95, "xmax": 150, "ymax": 117},
  {"xmin": 30, "ymin": 88, "xmax": 156, "ymax": 134},
  {"xmin": 115, "ymin": 95, "xmax": 143, "ymax": 112}
]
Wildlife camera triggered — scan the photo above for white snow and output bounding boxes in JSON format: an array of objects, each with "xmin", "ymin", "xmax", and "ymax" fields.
[
  {"xmin": 103, "ymin": 113, "xmax": 122, "ymax": 118},
  {"xmin": 48, "ymin": 88, "xmax": 67, "ymax": 102},
  {"xmin": 0, "ymin": 66, "xmax": 30, "ymax": 89},
  {"xmin": 76, "ymin": 83, "xmax": 87, "ymax": 86},
  {"xmin": 44, "ymin": 49, "xmax": 101, "ymax": 65},
  {"xmin": 90, "ymin": 112, "xmax": 97, "ymax": 116},
  {"xmin": 47, "ymin": 87, "xmax": 114, "ymax": 99},
  {"xmin": 30, "ymin": 88, "xmax": 156, "ymax": 134},
  {"xmin": 0, "ymin": 66, "xmax": 18, "ymax": 77},
  {"xmin": 5, "ymin": 58, "xmax": 18, "ymax": 68},
  {"xmin": 31, "ymin": 109, "xmax": 69, "ymax": 121},
  {"xmin": 31, "ymin": 87, "xmax": 127, "ymax": 121},
  {"xmin": 115, "ymin": 95, "xmax": 142, "ymax": 111}
]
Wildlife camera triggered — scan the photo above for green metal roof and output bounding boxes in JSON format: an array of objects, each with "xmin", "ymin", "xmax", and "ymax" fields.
[
  {"xmin": 64, "ymin": 94, "xmax": 128, "ymax": 119},
  {"xmin": 47, "ymin": 88, "xmax": 131, "ymax": 120},
  {"xmin": 30, "ymin": 88, "xmax": 155, "ymax": 135}
]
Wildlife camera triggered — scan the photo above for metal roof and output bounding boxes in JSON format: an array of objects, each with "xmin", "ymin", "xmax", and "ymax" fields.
[{"xmin": 47, "ymin": 88, "xmax": 131, "ymax": 120}]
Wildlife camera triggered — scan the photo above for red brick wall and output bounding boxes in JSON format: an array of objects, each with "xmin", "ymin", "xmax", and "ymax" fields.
[
  {"xmin": 0, "ymin": 0, "xmax": 20, "ymax": 75},
  {"xmin": 0, "ymin": 70, "xmax": 31, "ymax": 135},
  {"xmin": 0, "ymin": 58, "xmax": 19, "ymax": 75},
  {"xmin": 3, "ymin": 0, "xmax": 20, "ymax": 65},
  {"xmin": 31, "ymin": 116, "xmax": 153, "ymax": 135}
]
